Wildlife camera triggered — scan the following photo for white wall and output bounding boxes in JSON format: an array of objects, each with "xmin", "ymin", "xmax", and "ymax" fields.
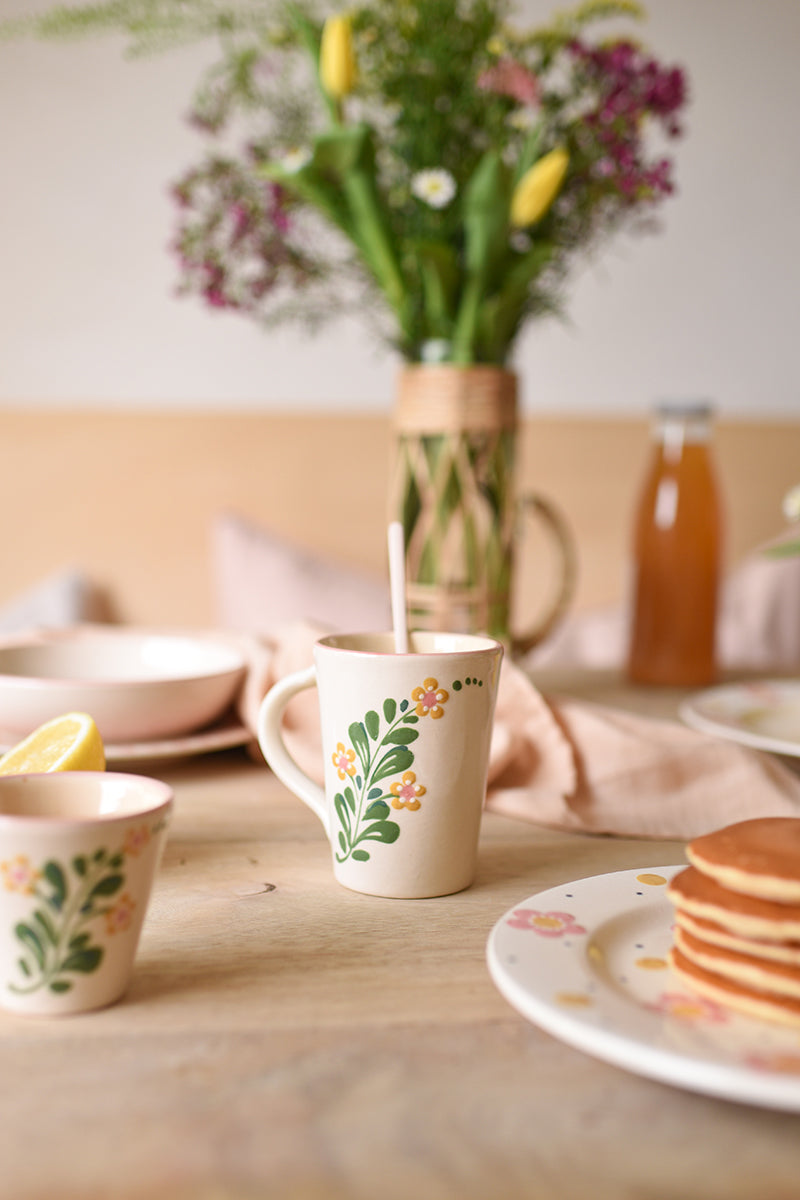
[{"xmin": 0, "ymin": 0, "xmax": 798, "ymax": 416}]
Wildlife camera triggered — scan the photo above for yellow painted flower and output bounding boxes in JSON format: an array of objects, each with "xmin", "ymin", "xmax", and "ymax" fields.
[
  {"xmin": 390, "ymin": 770, "xmax": 426, "ymax": 810},
  {"xmin": 319, "ymin": 14, "xmax": 357, "ymax": 100},
  {"xmin": 510, "ymin": 147, "xmax": 569, "ymax": 228},
  {"xmin": 411, "ymin": 677, "xmax": 449, "ymax": 719},
  {"xmin": 105, "ymin": 892, "xmax": 137, "ymax": 936},
  {"xmin": 123, "ymin": 824, "xmax": 151, "ymax": 858},
  {"xmin": 1, "ymin": 854, "xmax": 40, "ymax": 894},
  {"xmin": 332, "ymin": 741, "xmax": 357, "ymax": 779}
]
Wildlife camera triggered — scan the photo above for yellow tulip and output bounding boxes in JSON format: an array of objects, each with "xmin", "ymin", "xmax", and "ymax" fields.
[
  {"xmin": 319, "ymin": 14, "xmax": 356, "ymax": 100},
  {"xmin": 510, "ymin": 148, "xmax": 569, "ymax": 228}
]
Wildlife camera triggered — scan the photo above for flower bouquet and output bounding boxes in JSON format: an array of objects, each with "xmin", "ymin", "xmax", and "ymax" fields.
[
  {"xmin": 13, "ymin": 0, "xmax": 689, "ymax": 366},
  {"xmin": 8, "ymin": 0, "xmax": 689, "ymax": 645}
]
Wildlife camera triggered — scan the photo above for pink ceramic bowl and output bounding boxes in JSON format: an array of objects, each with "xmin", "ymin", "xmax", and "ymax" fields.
[{"xmin": 0, "ymin": 628, "xmax": 246, "ymax": 743}]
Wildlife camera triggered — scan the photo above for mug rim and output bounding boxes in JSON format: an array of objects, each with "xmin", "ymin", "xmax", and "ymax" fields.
[
  {"xmin": 317, "ymin": 631, "xmax": 504, "ymax": 656},
  {"xmin": 0, "ymin": 771, "xmax": 174, "ymax": 829}
]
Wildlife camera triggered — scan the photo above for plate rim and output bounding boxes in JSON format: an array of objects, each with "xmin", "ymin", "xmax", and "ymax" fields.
[
  {"xmin": 486, "ymin": 865, "xmax": 800, "ymax": 1111},
  {"xmin": 680, "ymin": 678, "xmax": 800, "ymax": 758}
]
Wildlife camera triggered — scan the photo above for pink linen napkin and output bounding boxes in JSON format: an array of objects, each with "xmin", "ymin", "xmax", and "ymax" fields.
[{"xmin": 235, "ymin": 622, "xmax": 800, "ymax": 841}]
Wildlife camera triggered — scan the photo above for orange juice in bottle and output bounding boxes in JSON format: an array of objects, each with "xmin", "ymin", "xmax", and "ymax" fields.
[{"xmin": 627, "ymin": 401, "xmax": 722, "ymax": 686}]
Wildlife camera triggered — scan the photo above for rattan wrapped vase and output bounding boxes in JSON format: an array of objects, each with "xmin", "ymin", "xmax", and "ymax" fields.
[{"xmin": 393, "ymin": 365, "xmax": 576, "ymax": 654}]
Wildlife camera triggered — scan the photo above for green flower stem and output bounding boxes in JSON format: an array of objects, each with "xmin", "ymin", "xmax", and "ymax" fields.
[{"xmin": 340, "ymin": 170, "xmax": 411, "ymax": 342}]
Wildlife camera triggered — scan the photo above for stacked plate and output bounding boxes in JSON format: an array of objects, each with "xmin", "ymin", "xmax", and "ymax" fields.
[{"xmin": 0, "ymin": 627, "xmax": 250, "ymax": 763}]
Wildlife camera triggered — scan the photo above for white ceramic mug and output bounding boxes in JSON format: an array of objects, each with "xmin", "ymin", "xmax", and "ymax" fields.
[
  {"xmin": 0, "ymin": 771, "xmax": 172, "ymax": 1015},
  {"xmin": 257, "ymin": 631, "xmax": 503, "ymax": 898}
]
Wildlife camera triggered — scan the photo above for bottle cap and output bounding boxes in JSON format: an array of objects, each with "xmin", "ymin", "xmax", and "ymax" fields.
[{"xmin": 654, "ymin": 399, "xmax": 714, "ymax": 420}]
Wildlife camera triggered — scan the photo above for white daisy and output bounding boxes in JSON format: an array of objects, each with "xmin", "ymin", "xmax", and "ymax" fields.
[
  {"xmin": 410, "ymin": 168, "xmax": 457, "ymax": 209},
  {"xmin": 280, "ymin": 146, "xmax": 312, "ymax": 173}
]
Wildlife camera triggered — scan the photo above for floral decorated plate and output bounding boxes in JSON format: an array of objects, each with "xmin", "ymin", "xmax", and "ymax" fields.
[
  {"xmin": 680, "ymin": 679, "xmax": 800, "ymax": 757},
  {"xmin": 486, "ymin": 866, "xmax": 800, "ymax": 1111}
]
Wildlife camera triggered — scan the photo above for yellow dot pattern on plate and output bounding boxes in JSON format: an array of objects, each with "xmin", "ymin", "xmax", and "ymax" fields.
[
  {"xmin": 635, "ymin": 873, "xmax": 668, "ymax": 886},
  {"xmin": 635, "ymin": 956, "xmax": 668, "ymax": 971},
  {"xmin": 555, "ymin": 991, "xmax": 593, "ymax": 1008},
  {"xmin": 532, "ymin": 916, "xmax": 565, "ymax": 931}
]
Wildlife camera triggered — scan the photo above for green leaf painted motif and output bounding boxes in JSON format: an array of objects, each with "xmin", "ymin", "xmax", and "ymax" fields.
[
  {"xmin": 357, "ymin": 820, "xmax": 400, "ymax": 845},
  {"xmin": 5, "ymin": 826, "xmax": 155, "ymax": 998},
  {"xmin": 365, "ymin": 710, "xmax": 380, "ymax": 740},
  {"xmin": 32, "ymin": 909, "xmax": 57, "ymax": 946},
  {"xmin": 333, "ymin": 688, "xmax": 450, "ymax": 864},
  {"xmin": 15, "ymin": 923, "xmax": 45, "ymax": 969},
  {"xmin": 334, "ymin": 793, "xmax": 352, "ymax": 834},
  {"xmin": 61, "ymin": 947, "xmax": 103, "ymax": 974},
  {"xmin": 371, "ymin": 745, "xmax": 413, "ymax": 783},
  {"xmin": 382, "ymin": 727, "xmax": 418, "ymax": 746},
  {"xmin": 349, "ymin": 721, "xmax": 370, "ymax": 771},
  {"xmin": 43, "ymin": 861, "xmax": 66, "ymax": 911},
  {"xmin": 88, "ymin": 874, "xmax": 124, "ymax": 900}
]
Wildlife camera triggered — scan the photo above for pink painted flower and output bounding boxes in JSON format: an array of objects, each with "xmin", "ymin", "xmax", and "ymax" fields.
[
  {"xmin": 332, "ymin": 742, "xmax": 357, "ymax": 780},
  {"xmin": 506, "ymin": 909, "xmax": 586, "ymax": 937},
  {"xmin": 648, "ymin": 990, "xmax": 729, "ymax": 1023},
  {"xmin": 747, "ymin": 1052, "xmax": 800, "ymax": 1074},
  {"xmin": 0, "ymin": 854, "xmax": 41, "ymax": 895},
  {"xmin": 123, "ymin": 825, "xmax": 151, "ymax": 858},
  {"xmin": 105, "ymin": 892, "xmax": 137, "ymax": 936},
  {"xmin": 411, "ymin": 678, "xmax": 449, "ymax": 719},
  {"xmin": 390, "ymin": 771, "xmax": 426, "ymax": 811},
  {"xmin": 478, "ymin": 57, "xmax": 540, "ymax": 107}
]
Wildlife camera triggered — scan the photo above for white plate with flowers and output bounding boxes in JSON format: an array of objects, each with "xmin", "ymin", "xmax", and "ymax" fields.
[{"xmin": 487, "ymin": 866, "xmax": 800, "ymax": 1111}]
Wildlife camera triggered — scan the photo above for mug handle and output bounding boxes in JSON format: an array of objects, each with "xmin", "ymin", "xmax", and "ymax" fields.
[
  {"xmin": 512, "ymin": 492, "xmax": 578, "ymax": 657},
  {"xmin": 256, "ymin": 666, "xmax": 329, "ymax": 835}
]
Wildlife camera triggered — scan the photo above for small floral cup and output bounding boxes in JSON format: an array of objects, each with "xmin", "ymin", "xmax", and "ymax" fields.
[
  {"xmin": 258, "ymin": 632, "xmax": 503, "ymax": 898},
  {"xmin": 0, "ymin": 772, "xmax": 172, "ymax": 1015}
]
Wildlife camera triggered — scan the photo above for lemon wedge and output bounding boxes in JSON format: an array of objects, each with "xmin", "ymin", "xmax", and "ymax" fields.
[{"xmin": 0, "ymin": 712, "xmax": 106, "ymax": 775}]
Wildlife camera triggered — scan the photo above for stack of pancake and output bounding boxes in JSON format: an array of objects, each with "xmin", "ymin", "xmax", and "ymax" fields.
[{"xmin": 667, "ymin": 817, "xmax": 800, "ymax": 1026}]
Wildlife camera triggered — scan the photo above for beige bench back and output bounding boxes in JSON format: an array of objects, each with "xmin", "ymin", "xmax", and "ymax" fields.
[{"xmin": 0, "ymin": 410, "xmax": 796, "ymax": 629}]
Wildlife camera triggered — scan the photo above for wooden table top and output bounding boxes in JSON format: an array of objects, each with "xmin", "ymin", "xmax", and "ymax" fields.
[{"xmin": 2, "ymin": 670, "xmax": 799, "ymax": 1200}]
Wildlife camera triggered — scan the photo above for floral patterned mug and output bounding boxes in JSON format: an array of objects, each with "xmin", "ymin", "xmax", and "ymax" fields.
[
  {"xmin": 257, "ymin": 631, "xmax": 503, "ymax": 898},
  {"xmin": 0, "ymin": 771, "xmax": 172, "ymax": 1015}
]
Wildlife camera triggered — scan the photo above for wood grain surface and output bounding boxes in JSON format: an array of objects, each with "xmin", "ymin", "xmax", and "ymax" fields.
[{"xmin": 1, "ymin": 673, "xmax": 799, "ymax": 1199}]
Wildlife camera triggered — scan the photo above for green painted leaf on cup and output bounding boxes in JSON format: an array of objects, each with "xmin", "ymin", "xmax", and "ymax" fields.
[
  {"xmin": 88, "ymin": 874, "xmax": 124, "ymax": 901},
  {"xmin": 335, "ymin": 793, "xmax": 352, "ymax": 833},
  {"xmin": 358, "ymin": 820, "xmax": 401, "ymax": 845},
  {"xmin": 364, "ymin": 800, "xmax": 390, "ymax": 820},
  {"xmin": 365, "ymin": 710, "xmax": 380, "ymax": 740},
  {"xmin": 14, "ymin": 923, "xmax": 45, "ymax": 969},
  {"xmin": 61, "ymin": 947, "xmax": 103, "ymax": 974},
  {"xmin": 382, "ymin": 727, "xmax": 418, "ymax": 746},
  {"xmin": 348, "ymin": 721, "xmax": 370, "ymax": 770},
  {"xmin": 383, "ymin": 698, "xmax": 397, "ymax": 723},
  {"xmin": 43, "ymin": 861, "xmax": 67, "ymax": 911},
  {"xmin": 371, "ymin": 746, "xmax": 413, "ymax": 784}
]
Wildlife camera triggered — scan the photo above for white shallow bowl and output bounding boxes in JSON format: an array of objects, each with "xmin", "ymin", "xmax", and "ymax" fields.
[{"xmin": 0, "ymin": 629, "xmax": 247, "ymax": 743}]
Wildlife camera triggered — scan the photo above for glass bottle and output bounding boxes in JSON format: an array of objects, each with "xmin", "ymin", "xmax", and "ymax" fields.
[{"xmin": 627, "ymin": 401, "xmax": 723, "ymax": 686}]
